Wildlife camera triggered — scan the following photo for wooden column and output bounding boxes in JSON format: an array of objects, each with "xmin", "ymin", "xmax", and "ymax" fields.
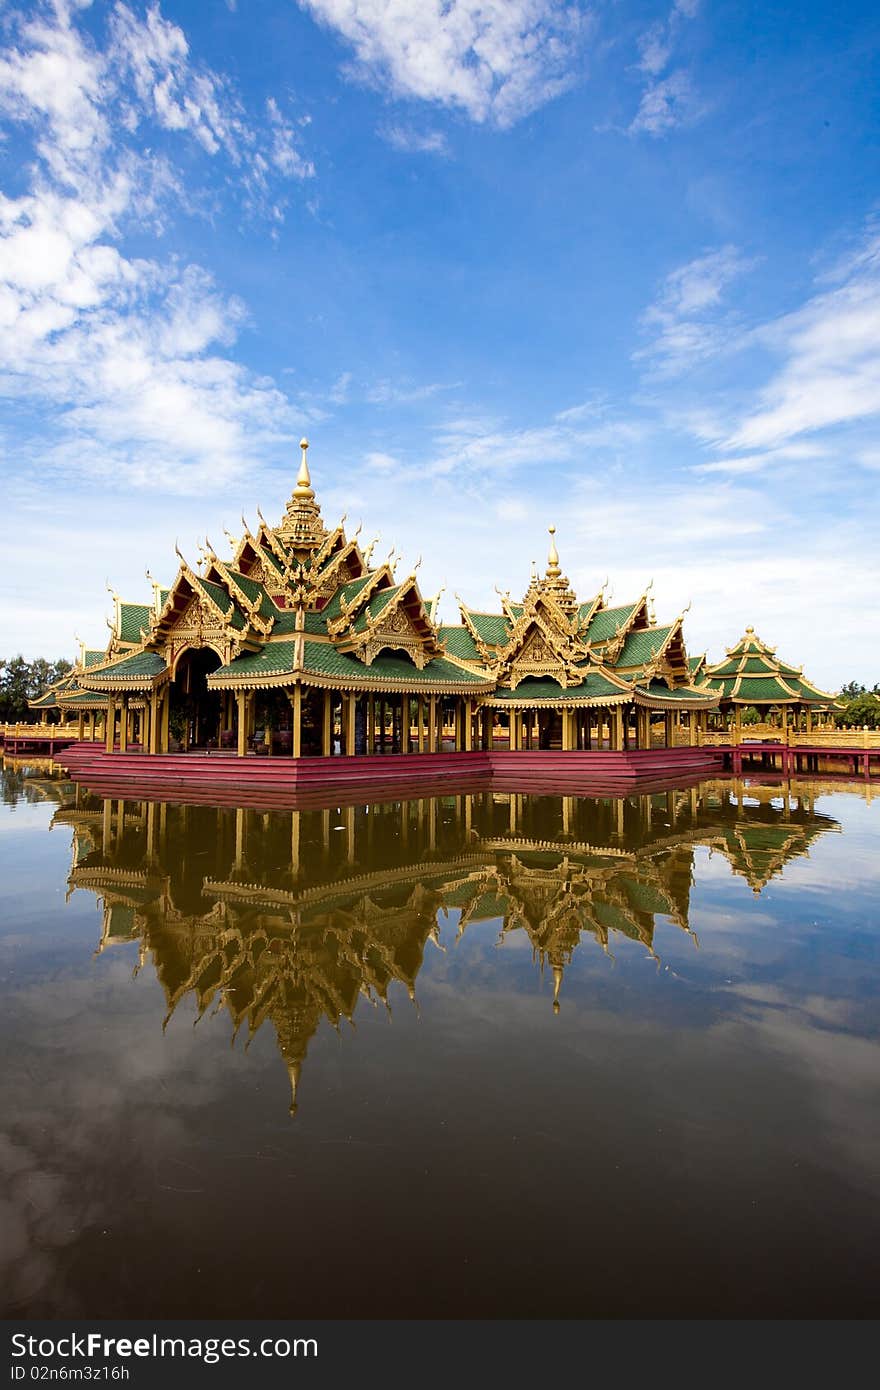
[
  {"xmin": 105, "ymin": 697, "xmax": 116, "ymax": 752},
  {"xmin": 346, "ymin": 693, "xmax": 357, "ymax": 755},
  {"xmin": 562, "ymin": 709, "xmax": 574, "ymax": 751},
  {"xmin": 367, "ymin": 694, "xmax": 375, "ymax": 754},
  {"xmin": 463, "ymin": 699, "xmax": 473, "ymax": 751},
  {"xmin": 665, "ymin": 711, "xmax": 675, "ymax": 747},
  {"xmin": 236, "ymin": 691, "xmax": 247, "ymax": 757},
  {"xmin": 322, "ymin": 690, "xmax": 332, "ymax": 756},
  {"xmin": 292, "ymin": 685, "xmax": 303, "ymax": 758},
  {"xmin": 428, "ymin": 694, "xmax": 437, "ymax": 752},
  {"xmin": 77, "ymin": 712, "xmax": 84, "ymax": 739},
  {"xmin": 417, "ymin": 695, "xmax": 425, "ymax": 752},
  {"xmin": 149, "ymin": 690, "xmax": 159, "ymax": 754},
  {"xmin": 734, "ymin": 704, "xmax": 742, "ymax": 744},
  {"xmin": 805, "ymin": 707, "xmax": 813, "ymax": 735},
  {"xmin": 612, "ymin": 706, "xmax": 624, "ymax": 751}
]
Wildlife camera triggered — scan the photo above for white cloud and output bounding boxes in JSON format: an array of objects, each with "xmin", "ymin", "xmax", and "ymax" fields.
[
  {"xmin": 628, "ymin": 68, "xmax": 701, "ymax": 136},
  {"xmin": 723, "ymin": 226, "xmax": 880, "ymax": 453},
  {"xmin": 366, "ymin": 377, "xmax": 459, "ymax": 405},
  {"xmin": 298, "ymin": 0, "xmax": 591, "ymax": 127},
  {"xmin": 379, "ymin": 123, "xmax": 450, "ymax": 155},
  {"xmin": 637, "ymin": 244, "xmax": 756, "ymax": 376},
  {"xmin": 629, "ymin": 1, "xmax": 701, "ymax": 137},
  {"xmin": 0, "ymin": 2, "xmax": 312, "ymax": 496}
]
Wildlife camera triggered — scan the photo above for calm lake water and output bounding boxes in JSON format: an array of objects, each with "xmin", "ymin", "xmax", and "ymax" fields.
[{"xmin": 1, "ymin": 760, "xmax": 878, "ymax": 1319}]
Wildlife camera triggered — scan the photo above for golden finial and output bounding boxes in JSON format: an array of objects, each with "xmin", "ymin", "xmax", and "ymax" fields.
[
  {"xmin": 240, "ymin": 512, "xmax": 250, "ymax": 533},
  {"xmin": 294, "ymin": 437, "xmax": 314, "ymax": 499},
  {"xmin": 547, "ymin": 524, "xmax": 561, "ymax": 578},
  {"xmin": 256, "ymin": 505, "xmax": 266, "ymax": 527},
  {"xmin": 223, "ymin": 527, "xmax": 237, "ymax": 550},
  {"xmin": 174, "ymin": 541, "xmax": 186, "ymax": 564},
  {"xmin": 530, "ymin": 559, "xmax": 537, "ymax": 581}
]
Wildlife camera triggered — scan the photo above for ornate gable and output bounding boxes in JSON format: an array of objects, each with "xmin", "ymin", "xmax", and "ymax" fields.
[
  {"xmin": 333, "ymin": 576, "xmax": 443, "ymax": 669},
  {"xmin": 497, "ymin": 601, "xmax": 586, "ymax": 690}
]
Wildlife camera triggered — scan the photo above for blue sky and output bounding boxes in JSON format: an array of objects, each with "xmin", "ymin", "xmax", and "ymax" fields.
[{"xmin": 1, "ymin": 0, "xmax": 878, "ymax": 686}]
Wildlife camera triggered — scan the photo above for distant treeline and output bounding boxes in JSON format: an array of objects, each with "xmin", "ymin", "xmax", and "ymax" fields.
[{"xmin": 0, "ymin": 656, "xmax": 73, "ymax": 723}]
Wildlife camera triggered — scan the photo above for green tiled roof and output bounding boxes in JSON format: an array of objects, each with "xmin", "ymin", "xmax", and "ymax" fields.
[
  {"xmin": 270, "ymin": 611, "xmax": 299, "ymax": 635},
  {"xmin": 585, "ymin": 602, "xmax": 639, "ymax": 644},
  {"xmin": 438, "ymin": 625, "xmax": 483, "ymax": 662},
  {"xmin": 227, "ymin": 570, "xmax": 263, "ymax": 604},
  {"xmin": 303, "ymin": 610, "xmax": 329, "ymax": 634},
  {"xmin": 352, "ymin": 585, "xmax": 400, "ymax": 635},
  {"xmin": 507, "ymin": 604, "xmax": 524, "ymax": 619},
  {"xmin": 191, "ymin": 576, "xmax": 249, "ymax": 632},
  {"xmin": 29, "ymin": 691, "xmax": 59, "ymax": 708},
  {"xmin": 710, "ymin": 657, "xmax": 744, "ymax": 677},
  {"xmin": 159, "ymin": 588, "xmax": 170, "ymax": 606},
  {"xmin": 224, "ymin": 569, "xmax": 275, "ymax": 618},
  {"xmin": 301, "ymin": 643, "xmax": 491, "ymax": 688},
  {"xmin": 464, "ymin": 611, "xmax": 512, "ymax": 646},
  {"xmin": 192, "ymin": 575, "xmax": 231, "ymax": 613},
  {"xmin": 212, "ymin": 643, "xmax": 298, "ymax": 679},
  {"xmin": 577, "ymin": 598, "xmax": 600, "ymax": 625},
  {"xmin": 731, "ymin": 676, "xmax": 797, "ymax": 702},
  {"xmin": 259, "ymin": 546, "xmax": 284, "ymax": 575},
  {"xmin": 83, "ymin": 649, "xmax": 106, "ymax": 667},
  {"xmin": 488, "ymin": 672, "xmax": 626, "ymax": 703},
  {"xmin": 118, "ymin": 603, "xmax": 152, "ymax": 644},
  {"xmin": 57, "ymin": 689, "xmax": 109, "ymax": 706},
  {"xmin": 321, "ymin": 574, "xmax": 376, "ymax": 622},
  {"xmin": 636, "ymin": 681, "xmax": 717, "ymax": 703},
  {"xmin": 615, "ymin": 626, "xmax": 673, "ymax": 668},
  {"xmin": 83, "ymin": 651, "xmax": 168, "ymax": 684}
]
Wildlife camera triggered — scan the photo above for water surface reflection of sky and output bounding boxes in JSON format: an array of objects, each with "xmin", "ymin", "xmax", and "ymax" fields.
[{"xmin": 1, "ymin": 763, "xmax": 878, "ymax": 1318}]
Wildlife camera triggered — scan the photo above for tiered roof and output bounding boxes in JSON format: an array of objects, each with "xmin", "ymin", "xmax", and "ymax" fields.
[
  {"xmin": 703, "ymin": 628, "xmax": 839, "ymax": 707},
  {"xmin": 41, "ymin": 442, "xmax": 835, "ymax": 716}
]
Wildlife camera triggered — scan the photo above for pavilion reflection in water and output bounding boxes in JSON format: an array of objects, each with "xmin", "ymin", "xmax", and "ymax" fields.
[{"xmin": 44, "ymin": 778, "xmax": 839, "ymax": 1114}]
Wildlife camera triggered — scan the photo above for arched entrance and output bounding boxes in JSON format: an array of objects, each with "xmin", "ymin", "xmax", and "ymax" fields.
[{"xmin": 169, "ymin": 648, "xmax": 222, "ymax": 750}]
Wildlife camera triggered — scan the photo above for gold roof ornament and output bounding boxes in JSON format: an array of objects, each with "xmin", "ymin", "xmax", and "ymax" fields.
[
  {"xmin": 547, "ymin": 525, "xmax": 561, "ymax": 579},
  {"xmin": 540, "ymin": 525, "xmax": 578, "ymax": 616},
  {"xmin": 275, "ymin": 437, "xmax": 328, "ymax": 550}
]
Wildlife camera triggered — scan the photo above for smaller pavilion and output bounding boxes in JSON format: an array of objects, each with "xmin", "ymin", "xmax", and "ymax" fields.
[{"xmin": 703, "ymin": 628, "xmax": 841, "ymax": 739}]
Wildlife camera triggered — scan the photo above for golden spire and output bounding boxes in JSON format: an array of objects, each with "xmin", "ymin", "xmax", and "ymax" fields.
[
  {"xmin": 547, "ymin": 524, "xmax": 561, "ymax": 579},
  {"xmin": 294, "ymin": 438, "xmax": 314, "ymax": 499},
  {"xmin": 276, "ymin": 437, "xmax": 327, "ymax": 550}
]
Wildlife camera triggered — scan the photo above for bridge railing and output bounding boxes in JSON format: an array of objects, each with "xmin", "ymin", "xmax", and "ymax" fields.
[
  {"xmin": 691, "ymin": 727, "xmax": 880, "ymax": 750},
  {"xmin": 0, "ymin": 722, "xmax": 85, "ymax": 741}
]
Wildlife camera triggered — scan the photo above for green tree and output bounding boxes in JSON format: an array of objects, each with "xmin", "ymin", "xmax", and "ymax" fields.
[
  {"xmin": 0, "ymin": 655, "xmax": 74, "ymax": 722},
  {"xmin": 837, "ymin": 692, "xmax": 880, "ymax": 729}
]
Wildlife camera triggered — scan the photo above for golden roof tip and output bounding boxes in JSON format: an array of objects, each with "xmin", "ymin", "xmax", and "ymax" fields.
[
  {"xmin": 547, "ymin": 524, "xmax": 561, "ymax": 578},
  {"xmin": 294, "ymin": 437, "xmax": 314, "ymax": 499}
]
